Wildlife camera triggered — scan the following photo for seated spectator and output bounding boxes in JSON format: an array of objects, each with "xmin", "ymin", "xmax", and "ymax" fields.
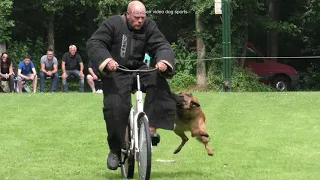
[
  {"xmin": 0, "ymin": 52, "xmax": 14, "ymax": 92},
  {"xmin": 39, "ymin": 48, "xmax": 59, "ymax": 92},
  {"xmin": 86, "ymin": 60, "xmax": 102, "ymax": 93},
  {"xmin": 17, "ymin": 55, "xmax": 37, "ymax": 93},
  {"xmin": 61, "ymin": 45, "xmax": 84, "ymax": 92}
]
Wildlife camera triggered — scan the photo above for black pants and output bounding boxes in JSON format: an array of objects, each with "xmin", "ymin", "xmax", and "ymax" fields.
[{"xmin": 101, "ymin": 68, "xmax": 176, "ymax": 151}]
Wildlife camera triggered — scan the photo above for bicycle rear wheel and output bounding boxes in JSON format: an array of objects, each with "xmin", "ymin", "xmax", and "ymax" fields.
[
  {"xmin": 121, "ymin": 124, "xmax": 135, "ymax": 178},
  {"xmin": 137, "ymin": 115, "xmax": 152, "ymax": 180}
]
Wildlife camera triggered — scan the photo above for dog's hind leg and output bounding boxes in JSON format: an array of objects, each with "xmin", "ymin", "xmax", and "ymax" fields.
[{"xmin": 173, "ymin": 128, "xmax": 188, "ymax": 154}]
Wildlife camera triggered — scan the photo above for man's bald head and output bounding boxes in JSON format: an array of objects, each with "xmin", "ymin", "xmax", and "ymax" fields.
[
  {"xmin": 127, "ymin": 1, "xmax": 146, "ymax": 13},
  {"xmin": 126, "ymin": 1, "xmax": 146, "ymax": 30}
]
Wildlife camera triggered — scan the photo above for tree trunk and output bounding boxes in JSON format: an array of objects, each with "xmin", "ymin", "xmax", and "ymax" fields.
[
  {"xmin": 48, "ymin": 13, "xmax": 55, "ymax": 50},
  {"xmin": 86, "ymin": 7, "xmax": 96, "ymax": 38},
  {"xmin": 0, "ymin": 44, "xmax": 6, "ymax": 54},
  {"xmin": 266, "ymin": 0, "xmax": 280, "ymax": 61},
  {"xmin": 195, "ymin": 13, "xmax": 206, "ymax": 88},
  {"xmin": 240, "ymin": 27, "xmax": 248, "ymax": 68}
]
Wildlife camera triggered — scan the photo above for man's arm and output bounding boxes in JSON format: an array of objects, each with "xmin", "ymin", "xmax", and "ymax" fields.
[
  {"xmin": 8, "ymin": 62, "xmax": 13, "ymax": 76},
  {"xmin": 52, "ymin": 64, "xmax": 58, "ymax": 74},
  {"xmin": 61, "ymin": 61, "xmax": 66, "ymax": 74},
  {"xmin": 40, "ymin": 57, "xmax": 47, "ymax": 74},
  {"xmin": 79, "ymin": 62, "xmax": 84, "ymax": 75},
  {"xmin": 146, "ymin": 19, "xmax": 174, "ymax": 77},
  {"xmin": 17, "ymin": 63, "xmax": 28, "ymax": 79},
  {"xmin": 51, "ymin": 58, "xmax": 58, "ymax": 74},
  {"xmin": 61, "ymin": 54, "xmax": 66, "ymax": 74},
  {"xmin": 86, "ymin": 16, "xmax": 117, "ymax": 72},
  {"xmin": 80, "ymin": 62, "xmax": 84, "ymax": 71},
  {"xmin": 88, "ymin": 68, "xmax": 96, "ymax": 77},
  {"xmin": 32, "ymin": 68, "xmax": 37, "ymax": 76},
  {"xmin": 18, "ymin": 69, "xmax": 28, "ymax": 79},
  {"xmin": 40, "ymin": 63, "xmax": 47, "ymax": 74},
  {"xmin": 31, "ymin": 62, "xmax": 37, "ymax": 76}
]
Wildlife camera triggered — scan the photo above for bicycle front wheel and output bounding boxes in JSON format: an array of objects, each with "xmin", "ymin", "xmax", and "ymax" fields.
[{"xmin": 137, "ymin": 115, "xmax": 152, "ymax": 180}]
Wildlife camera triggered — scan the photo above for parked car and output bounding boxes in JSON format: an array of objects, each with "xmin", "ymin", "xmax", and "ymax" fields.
[{"xmin": 242, "ymin": 42, "xmax": 300, "ymax": 91}]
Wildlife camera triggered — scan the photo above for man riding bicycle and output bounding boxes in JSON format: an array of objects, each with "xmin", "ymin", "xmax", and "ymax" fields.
[{"xmin": 86, "ymin": 0, "xmax": 176, "ymax": 170}]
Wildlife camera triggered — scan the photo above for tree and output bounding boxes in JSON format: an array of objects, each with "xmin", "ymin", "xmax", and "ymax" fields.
[
  {"xmin": 0, "ymin": 0, "xmax": 14, "ymax": 52},
  {"xmin": 191, "ymin": 0, "xmax": 214, "ymax": 88},
  {"xmin": 266, "ymin": 0, "xmax": 281, "ymax": 60}
]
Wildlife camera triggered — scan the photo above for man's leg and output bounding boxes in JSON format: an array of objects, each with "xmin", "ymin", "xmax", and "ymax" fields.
[
  {"xmin": 9, "ymin": 75, "xmax": 14, "ymax": 92},
  {"xmin": 0, "ymin": 78, "xmax": 4, "ymax": 92},
  {"xmin": 79, "ymin": 75, "xmax": 84, "ymax": 92},
  {"xmin": 17, "ymin": 77, "xmax": 23, "ymax": 93},
  {"xmin": 101, "ymin": 72, "xmax": 132, "ymax": 170},
  {"xmin": 62, "ymin": 71, "xmax": 70, "ymax": 92},
  {"xmin": 69, "ymin": 70, "xmax": 84, "ymax": 92},
  {"xmin": 39, "ymin": 71, "xmax": 46, "ymax": 92},
  {"xmin": 86, "ymin": 74, "xmax": 96, "ymax": 92},
  {"xmin": 32, "ymin": 74, "xmax": 37, "ymax": 93},
  {"xmin": 51, "ymin": 72, "xmax": 59, "ymax": 92}
]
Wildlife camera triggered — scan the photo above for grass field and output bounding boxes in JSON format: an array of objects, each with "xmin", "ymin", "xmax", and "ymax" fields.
[{"xmin": 0, "ymin": 92, "xmax": 319, "ymax": 180}]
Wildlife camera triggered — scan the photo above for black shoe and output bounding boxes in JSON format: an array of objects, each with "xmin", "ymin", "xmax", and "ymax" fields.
[
  {"xmin": 107, "ymin": 150, "xmax": 121, "ymax": 170},
  {"xmin": 150, "ymin": 131, "xmax": 160, "ymax": 146}
]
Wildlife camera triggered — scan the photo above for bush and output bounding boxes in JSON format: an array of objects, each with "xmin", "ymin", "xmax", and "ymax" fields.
[
  {"xmin": 231, "ymin": 66, "xmax": 275, "ymax": 92},
  {"xmin": 206, "ymin": 60, "xmax": 274, "ymax": 92},
  {"xmin": 7, "ymin": 37, "xmax": 46, "ymax": 70},
  {"xmin": 171, "ymin": 38, "xmax": 197, "ymax": 75},
  {"xmin": 168, "ymin": 72, "xmax": 196, "ymax": 92},
  {"xmin": 299, "ymin": 63, "xmax": 320, "ymax": 90}
]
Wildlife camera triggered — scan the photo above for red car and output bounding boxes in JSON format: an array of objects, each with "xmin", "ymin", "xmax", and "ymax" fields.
[{"xmin": 243, "ymin": 42, "xmax": 300, "ymax": 91}]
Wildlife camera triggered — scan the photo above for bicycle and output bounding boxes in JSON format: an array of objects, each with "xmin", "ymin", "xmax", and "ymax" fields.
[{"xmin": 117, "ymin": 65, "xmax": 158, "ymax": 180}]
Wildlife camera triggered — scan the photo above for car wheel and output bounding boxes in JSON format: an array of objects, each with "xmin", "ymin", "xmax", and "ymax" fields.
[{"xmin": 272, "ymin": 76, "xmax": 290, "ymax": 91}]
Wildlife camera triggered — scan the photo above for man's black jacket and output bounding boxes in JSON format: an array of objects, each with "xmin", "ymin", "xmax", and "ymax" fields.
[{"xmin": 86, "ymin": 15, "xmax": 174, "ymax": 77}]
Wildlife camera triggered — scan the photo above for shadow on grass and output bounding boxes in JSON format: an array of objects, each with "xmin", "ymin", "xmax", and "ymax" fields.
[
  {"xmin": 151, "ymin": 170, "xmax": 204, "ymax": 178},
  {"xmin": 102, "ymin": 170, "xmax": 204, "ymax": 180}
]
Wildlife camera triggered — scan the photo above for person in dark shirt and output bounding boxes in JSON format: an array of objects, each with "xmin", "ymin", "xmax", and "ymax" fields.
[
  {"xmin": 86, "ymin": 0, "xmax": 176, "ymax": 170},
  {"xmin": 0, "ymin": 52, "xmax": 14, "ymax": 92},
  {"xmin": 61, "ymin": 45, "xmax": 84, "ymax": 92},
  {"xmin": 86, "ymin": 60, "xmax": 101, "ymax": 93}
]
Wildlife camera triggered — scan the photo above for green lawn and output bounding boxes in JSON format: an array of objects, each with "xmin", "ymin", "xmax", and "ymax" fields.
[{"xmin": 0, "ymin": 92, "xmax": 319, "ymax": 180}]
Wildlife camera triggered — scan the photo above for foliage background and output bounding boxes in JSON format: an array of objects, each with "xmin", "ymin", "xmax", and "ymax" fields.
[{"xmin": 1, "ymin": 0, "xmax": 320, "ymax": 91}]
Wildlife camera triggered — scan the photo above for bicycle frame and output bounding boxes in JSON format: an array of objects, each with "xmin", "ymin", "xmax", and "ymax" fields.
[
  {"xmin": 131, "ymin": 72, "xmax": 148, "ymax": 160},
  {"xmin": 117, "ymin": 66, "xmax": 158, "ymax": 160}
]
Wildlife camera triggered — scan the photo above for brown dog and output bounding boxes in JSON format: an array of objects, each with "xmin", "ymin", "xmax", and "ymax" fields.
[{"xmin": 172, "ymin": 92, "xmax": 213, "ymax": 156}]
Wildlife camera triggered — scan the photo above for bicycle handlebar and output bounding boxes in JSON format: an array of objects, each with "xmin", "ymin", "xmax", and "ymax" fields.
[{"xmin": 116, "ymin": 65, "xmax": 158, "ymax": 73}]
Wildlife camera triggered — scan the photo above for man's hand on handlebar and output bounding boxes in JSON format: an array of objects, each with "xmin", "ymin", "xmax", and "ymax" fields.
[
  {"xmin": 106, "ymin": 59, "xmax": 118, "ymax": 71},
  {"xmin": 103, "ymin": 59, "xmax": 168, "ymax": 72},
  {"xmin": 155, "ymin": 61, "xmax": 167, "ymax": 72}
]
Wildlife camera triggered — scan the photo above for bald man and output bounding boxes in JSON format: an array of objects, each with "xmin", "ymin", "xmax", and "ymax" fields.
[{"xmin": 87, "ymin": 0, "xmax": 176, "ymax": 170}]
